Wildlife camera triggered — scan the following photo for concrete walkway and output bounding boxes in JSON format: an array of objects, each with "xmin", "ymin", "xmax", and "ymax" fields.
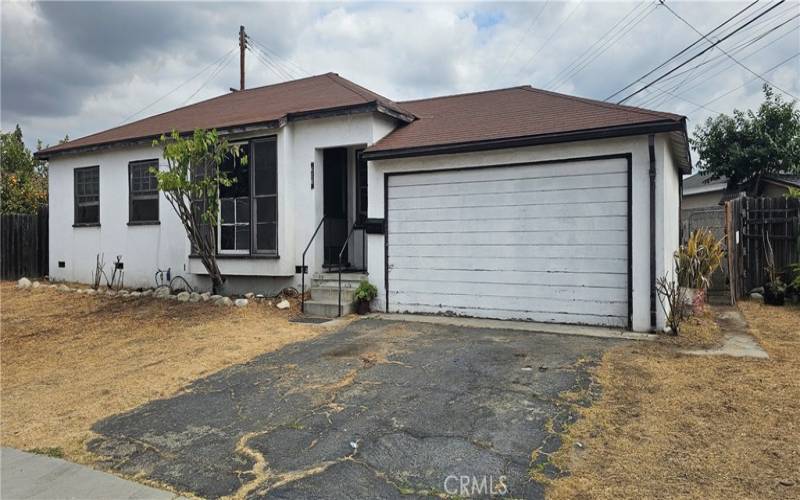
[
  {"xmin": 682, "ymin": 307, "xmax": 769, "ymax": 359},
  {"xmin": 1, "ymin": 448, "xmax": 178, "ymax": 500}
]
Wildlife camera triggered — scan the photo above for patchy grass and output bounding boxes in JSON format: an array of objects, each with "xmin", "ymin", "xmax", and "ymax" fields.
[
  {"xmin": 543, "ymin": 302, "xmax": 800, "ymax": 499},
  {"xmin": 26, "ymin": 447, "xmax": 65, "ymax": 459},
  {"xmin": 658, "ymin": 305, "xmax": 723, "ymax": 349},
  {"xmin": 0, "ymin": 282, "xmax": 345, "ymax": 464}
]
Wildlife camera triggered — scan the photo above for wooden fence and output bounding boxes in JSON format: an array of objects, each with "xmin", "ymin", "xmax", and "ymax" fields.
[
  {"xmin": 1, "ymin": 207, "xmax": 48, "ymax": 280},
  {"xmin": 725, "ymin": 197, "xmax": 800, "ymax": 302}
]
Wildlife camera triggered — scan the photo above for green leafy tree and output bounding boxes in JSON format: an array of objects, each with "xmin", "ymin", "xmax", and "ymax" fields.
[
  {"xmin": 691, "ymin": 85, "xmax": 800, "ymax": 193},
  {"xmin": 152, "ymin": 129, "xmax": 246, "ymax": 293},
  {"xmin": 1, "ymin": 125, "xmax": 48, "ymax": 214}
]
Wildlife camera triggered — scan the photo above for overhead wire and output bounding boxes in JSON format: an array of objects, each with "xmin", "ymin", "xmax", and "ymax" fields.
[
  {"xmin": 515, "ymin": 0, "xmax": 585, "ymax": 80},
  {"xmin": 490, "ymin": 0, "xmax": 551, "ymax": 87}
]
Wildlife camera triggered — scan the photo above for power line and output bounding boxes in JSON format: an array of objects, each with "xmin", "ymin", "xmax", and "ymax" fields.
[
  {"xmin": 247, "ymin": 35, "xmax": 310, "ymax": 78},
  {"xmin": 182, "ymin": 50, "xmax": 237, "ymax": 105},
  {"xmin": 490, "ymin": 0, "xmax": 551, "ymax": 87},
  {"xmin": 605, "ymin": 0, "xmax": 761, "ymax": 101},
  {"xmin": 544, "ymin": 1, "xmax": 650, "ymax": 90},
  {"xmin": 248, "ymin": 45, "xmax": 296, "ymax": 81},
  {"xmin": 688, "ymin": 52, "xmax": 800, "ymax": 115},
  {"xmin": 634, "ymin": 12, "xmax": 799, "ymax": 108},
  {"xmin": 119, "ymin": 47, "xmax": 236, "ymax": 124},
  {"xmin": 660, "ymin": 0, "xmax": 798, "ymax": 99},
  {"xmin": 516, "ymin": 0, "xmax": 585, "ymax": 80},
  {"xmin": 615, "ymin": 0, "xmax": 786, "ymax": 104}
]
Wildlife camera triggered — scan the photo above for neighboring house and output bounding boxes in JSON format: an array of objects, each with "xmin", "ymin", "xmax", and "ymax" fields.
[
  {"xmin": 36, "ymin": 73, "xmax": 690, "ymax": 332},
  {"xmin": 683, "ymin": 171, "xmax": 800, "ymax": 209}
]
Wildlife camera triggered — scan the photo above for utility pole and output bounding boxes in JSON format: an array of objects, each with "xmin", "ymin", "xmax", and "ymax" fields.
[{"xmin": 239, "ymin": 25, "xmax": 246, "ymax": 91}]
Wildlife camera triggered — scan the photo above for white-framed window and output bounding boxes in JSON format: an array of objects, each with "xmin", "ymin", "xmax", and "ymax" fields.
[{"xmin": 128, "ymin": 159, "xmax": 159, "ymax": 223}]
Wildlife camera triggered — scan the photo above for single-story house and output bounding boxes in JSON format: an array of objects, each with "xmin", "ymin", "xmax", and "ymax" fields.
[
  {"xmin": 36, "ymin": 73, "xmax": 690, "ymax": 332},
  {"xmin": 683, "ymin": 171, "xmax": 800, "ymax": 210}
]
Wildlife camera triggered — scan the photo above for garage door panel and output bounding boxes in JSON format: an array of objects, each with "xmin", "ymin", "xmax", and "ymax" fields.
[
  {"xmin": 389, "ymin": 202, "xmax": 627, "ymax": 221},
  {"xmin": 388, "ymin": 172, "xmax": 627, "ymax": 199},
  {"xmin": 389, "ymin": 279, "xmax": 628, "ymax": 302},
  {"xmin": 389, "ymin": 243, "xmax": 626, "ymax": 259},
  {"xmin": 389, "ymin": 230, "xmax": 626, "ymax": 246},
  {"xmin": 389, "ymin": 268, "xmax": 626, "ymax": 288},
  {"xmin": 388, "ymin": 256, "xmax": 627, "ymax": 274},
  {"xmin": 389, "ymin": 186, "xmax": 625, "ymax": 211},
  {"xmin": 389, "ymin": 215, "xmax": 627, "ymax": 234},
  {"xmin": 388, "ymin": 303, "xmax": 628, "ymax": 327},
  {"xmin": 387, "ymin": 159, "xmax": 625, "ymax": 187},
  {"xmin": 389, "ymin": 291, "xmax": 627, "ymax": 318},
  {"xmin": 386, "ymin": 158, "xmax": 629, "ymax": 327}
]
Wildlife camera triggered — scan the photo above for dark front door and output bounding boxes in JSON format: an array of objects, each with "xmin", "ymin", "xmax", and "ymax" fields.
[{"xmin": 323, "ymin": 148, "xmax": 348, "ymax": 267}]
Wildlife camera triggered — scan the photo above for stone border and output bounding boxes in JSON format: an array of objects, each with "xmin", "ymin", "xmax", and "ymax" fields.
[{"xmin": 15, "ymin": 277, "xmax": 292, "ymax": 310}]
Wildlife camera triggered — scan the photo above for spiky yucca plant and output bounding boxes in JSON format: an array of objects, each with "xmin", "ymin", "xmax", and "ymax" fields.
[{"xmin": 675, "ymin": 228, "xmax": 725, "ymax": 290}]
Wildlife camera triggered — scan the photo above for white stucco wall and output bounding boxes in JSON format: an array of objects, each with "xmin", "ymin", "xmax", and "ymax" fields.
[
  {"xmin": 48, "ymin": 143, "xmax": 205, "ymax": 290},
  {"xmin": 656, "ymin": 136, "xmax": 683, "ymax": 329},
  {"xmin": 367, "ymin": 134, "xmax": 681, "ymax": 332},
  {"xmin": 48, "ymin": 111, "xmax": 399, "ymax": 294}
]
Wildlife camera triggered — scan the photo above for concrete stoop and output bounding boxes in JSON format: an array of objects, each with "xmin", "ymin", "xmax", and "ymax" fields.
[{"xmin": 303, "ymin": 272, "xmax": 366, "ymax": 318}]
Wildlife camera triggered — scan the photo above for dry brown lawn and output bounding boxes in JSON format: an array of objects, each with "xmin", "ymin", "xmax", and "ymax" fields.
[
  {"xmin": 0, "ymin": 282, "xmax": 344, "ymax": 464},
  {"xmin": 544, "ymin": 301, "xmax": 800, "ymax": 499}
]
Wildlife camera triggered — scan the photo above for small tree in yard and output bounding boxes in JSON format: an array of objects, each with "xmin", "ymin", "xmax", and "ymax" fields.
[
  {"xmin": 691, "ymin": 85, "xmax": 800, "ymax": 194},
  {"xmin": 152, "ymin": 129, "xmax": 246, "ymax": 293}
]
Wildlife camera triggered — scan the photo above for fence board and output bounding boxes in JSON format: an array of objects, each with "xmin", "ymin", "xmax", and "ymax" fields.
[{"xmin": 1, "ymin": 207, "xmax": 49, "ymax": 280}]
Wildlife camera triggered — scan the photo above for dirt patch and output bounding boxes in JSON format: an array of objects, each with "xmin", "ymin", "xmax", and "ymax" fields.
[
  {"xmin": 0, "ymin": 282, "xmax": 344, "ymax": 463},
  {"xmin": 657, "ymin": 305, "xmax": 723, "ymax": 349},
  {"xmin": 543, "ymin": 301, "xmax": 800, "ymax": 498}
]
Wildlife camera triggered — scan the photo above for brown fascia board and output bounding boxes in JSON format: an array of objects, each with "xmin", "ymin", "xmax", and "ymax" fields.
[
  {"xmin": 36, "ymin": 101, "xmax": 413, "ymax": 160},
  {"xmin": 362, "ymin": 120, "xmax": 686, "ymax": 162}
]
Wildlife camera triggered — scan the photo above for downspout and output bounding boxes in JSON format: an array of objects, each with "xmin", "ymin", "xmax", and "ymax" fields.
[{"xmin": 648, "ymin": 135, "xmax": 657, "ymax": 330}]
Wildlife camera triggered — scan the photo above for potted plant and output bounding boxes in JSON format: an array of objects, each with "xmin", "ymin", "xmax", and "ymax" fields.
[
  {"xmin": 353, "ymin": 280, "xmax": 377, "ymax": 315},
  {"xmin": 674, "ymin": 228, "xmax": 725, "ymax": 308},
  {"xmin": 763, "ymin": 234, "xmax": 786, "ymax": 306}
]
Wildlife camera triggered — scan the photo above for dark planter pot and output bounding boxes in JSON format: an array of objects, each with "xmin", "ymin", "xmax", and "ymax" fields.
[
  {"xmin": 356, "ymin": 300, "xmax": 371, "ymax": 315},
  {"xmin": 763, "ymin": 284, "xmax": 785, "ymax": 306}
]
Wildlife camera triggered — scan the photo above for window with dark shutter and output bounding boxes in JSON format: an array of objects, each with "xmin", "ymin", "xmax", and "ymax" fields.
[
  {"xmin": 356, "ymin": 149, "xmax": 367, "ymax": 225},
  {"xmin": 128, "ymin": 159, "xmax": 159, "ymax": 223},
  {"xmin": 74, "ymin": 166, "xmax": 100, "ymax": 225},
  {"xmin": 252, "ymin": 138, "xmax": 278, "ymax": 254}
]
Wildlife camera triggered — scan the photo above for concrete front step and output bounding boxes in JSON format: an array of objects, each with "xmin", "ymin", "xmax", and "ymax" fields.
[
  {"xmin": 312, "ymin": 272, "xmax": 368, "ymax": 282},
  {"xmin": 303, "ymin": 299, "xmax": 355, "ymax": 317},
  {"xmin": 310, "ymin": 286, "xmax": 356, "ymax": 303}
]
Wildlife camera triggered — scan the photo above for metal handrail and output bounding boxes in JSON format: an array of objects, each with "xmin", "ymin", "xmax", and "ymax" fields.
[
  {"xmin": 337, "ymin": 222, "xmax": 366, "ymax": 316},
  {"xmin": 301, "ymin": 216, "xmax": 326, "ymax": 313}
]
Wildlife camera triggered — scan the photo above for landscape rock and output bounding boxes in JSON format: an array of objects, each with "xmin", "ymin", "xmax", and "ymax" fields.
[
  {"xmin": 154, "ymin": 287, "xmax": 171, "ymax": 297},
  {"xmin": 200, "ymin": 292, "xmax": 211, "ymax": 301},
  {"xmin": 16, "ymin": 277, "xmax": 32, "ymax": 289},
  {"xmin": 256, "ymin": 294, "xmax": 265, "ymax": 299},
  {"xmin": 176, "ymin": 291, "xmax": 191, "ymax": 302},
  {"xmin": 209, "ymin": 294, "xmax": 222, "ymax": 301},
  {"xmin": 234, "ymin": 298, "xmax": 249, "ymax": 308},
  {"xmin": 106, "ymin": 290, "xmax": 117, "ymax": 296},
  {"xmin": 244, "ymin": 292, "xmax": 255, "ymax": 299},
  {"xmin": 142, "ymin": 289, "xmax": 153, "ymax": 297},
  {"xmin": 57, "ymin": 284, "xmax": 70, "ymax": 292},
  {"xmin": 750, "ymin": 292, "xmax": 763, "ymax": 300},
  {"xmin": 87, "ymin": 289, "xmax": 97, "ymax": 295},
  {"xmin": 215, "ymin": 297, "xmax": 233, "ymax": 307},
  {"xmin": 189, "ymin": 292, "xmax": 201, "ymax": 303},
  {"xmin": 276, "ymin": 299, "xmax": 290, "ymax": 310},
  {"xmin": 166, "ymin": 295, "xmax": 178, "ymax": 301},
  {"xmin": 130, "ymin": 291, "xmax": 142, "ymax": 297},
  {"xmin": 31, "ymin": 281, "xmax": 41, "ymax": 289}
]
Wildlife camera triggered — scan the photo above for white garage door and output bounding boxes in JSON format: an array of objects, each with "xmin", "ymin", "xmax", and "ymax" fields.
[{"xmin": 386, "ymin": 157, "xmax": 630, "ymax": 327}]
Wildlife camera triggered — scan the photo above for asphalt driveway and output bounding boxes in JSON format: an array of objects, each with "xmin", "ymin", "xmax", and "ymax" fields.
[{"xmin": 89, "ymin": 319, "xmax": 621, "ymax": 499}]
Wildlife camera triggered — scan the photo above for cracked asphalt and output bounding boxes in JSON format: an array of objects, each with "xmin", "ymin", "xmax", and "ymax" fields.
[{"xmin": 88, "ymin": 319, "xmax": 621, "ymax": 499}]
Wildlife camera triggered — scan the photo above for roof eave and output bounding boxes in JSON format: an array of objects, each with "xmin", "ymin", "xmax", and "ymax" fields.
[{"xmin": 363, "ymin": 120, "xmax": 685, "ymax": 161}]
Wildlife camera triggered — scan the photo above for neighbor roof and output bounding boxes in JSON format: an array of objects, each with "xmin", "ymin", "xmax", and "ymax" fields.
[
  {"xmin": 363, "ymin": 86, "xmax": 689, "ymax": 170},
  {"xmin": 37, "ymin": 73, "xmax": 414, "ymax": 158},
  {"xmin": 683, "ymin": 172, "xmax": 800, "ymax": 196}
]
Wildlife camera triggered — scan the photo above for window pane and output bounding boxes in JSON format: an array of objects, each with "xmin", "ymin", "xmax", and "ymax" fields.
[
  {"xmin": 256, "ymin": 222, "xmax": 276, "ymax": 251},
  {"xmin": 131, "ymin": 198, "xmax": 158, "ymax": 222},
  {"xmin": 220, "ymin": 226, "xmax": 235, "ymax": 250},
  {"xmin": 236, "ymin": 197, "xmax": 250, "ymax": 223},
  {"xmin": 220, "ymin": 199, "xmax": 235, "ymax": 223},
  {"xmin": 256, "ymin": 196, "xmax": 276, "ymax": 223},
  {"xmin": 236, "ymin": 225, "xmax": 250, "ymax": 250},
  {"xmin": 75, "ymin": 167, "xmax": 99, "ymax": 223},
  {"xmin": 77, "ymin": 205, "xmax": 99, "ymax": 224},
  {"xmin": 253, "ymin": 140, "xmax": 277, "ymax": 196}
]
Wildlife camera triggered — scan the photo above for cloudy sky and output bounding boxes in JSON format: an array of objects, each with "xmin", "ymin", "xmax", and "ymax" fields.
[{"xmin": 2, "ymin": 1, "xmax": 798, "ymax": 153}]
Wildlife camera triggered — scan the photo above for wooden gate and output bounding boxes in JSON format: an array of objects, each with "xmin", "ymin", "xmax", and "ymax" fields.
[
  {"xmin": 725, "ymin": 197, "xmax": 800, "ymax": 302},
  {"xmin": 1, "ymin": 207, "xmax": 48, "ymax": 280}
]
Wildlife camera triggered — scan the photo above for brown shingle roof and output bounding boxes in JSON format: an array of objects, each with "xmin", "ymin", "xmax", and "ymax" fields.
[
  {"xmin": 37, "ymin": 73, "xmax": 413, "ymax": 157},
  {"xmin": 364, "ymin": 85, "xmax": 685, "ymax": 157}
]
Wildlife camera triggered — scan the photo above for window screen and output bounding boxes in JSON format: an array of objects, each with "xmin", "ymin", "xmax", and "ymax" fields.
[
  {"xmin": 74, "ymin": 166, "xmax": 99, "ymax": 224},
  {"xmin": 129, "ymin": 160, "xmax": 159, "ymax": 223}
]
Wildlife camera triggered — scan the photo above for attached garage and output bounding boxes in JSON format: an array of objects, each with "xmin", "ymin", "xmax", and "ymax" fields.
[
  {"xmin": 385, "ymin": 155, "xmax": 632, "ymax": 327},
  {"xmin": 363, "ymin": 85, "xmax": 691, "ymax": 332}
]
